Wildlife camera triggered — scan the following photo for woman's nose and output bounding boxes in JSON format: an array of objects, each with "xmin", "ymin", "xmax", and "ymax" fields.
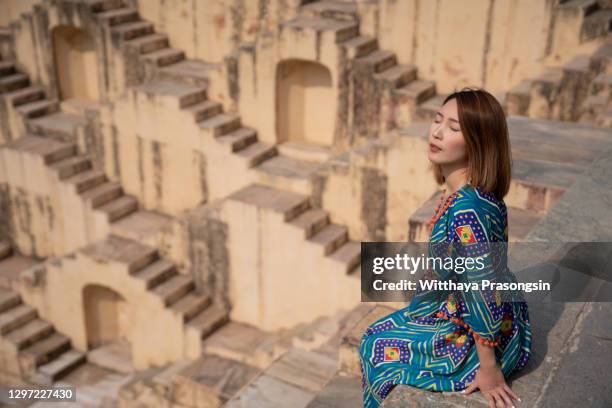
[{"xmin": 433, "ymin": 126, "xmax": 442, "ymax": 138}]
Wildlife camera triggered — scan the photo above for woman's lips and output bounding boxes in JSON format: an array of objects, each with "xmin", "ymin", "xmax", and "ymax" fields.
[{"xmin": 429, "ymin": 143, "xmax": 441, "ymax": 153}]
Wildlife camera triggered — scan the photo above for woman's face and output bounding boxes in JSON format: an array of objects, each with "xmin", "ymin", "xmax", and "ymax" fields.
[{"xmin": 428, "ymin": 98, "xmax": 467, "ymax": 166}]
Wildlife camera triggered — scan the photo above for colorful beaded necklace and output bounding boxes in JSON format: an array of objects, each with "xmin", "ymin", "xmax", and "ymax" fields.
[
  {"xmin": 427, "ymin": 188, "xmax": 459, "ymax": 238},
  {"xmin": 427, "ymin": 179, "xmax": 473, "ymax": 237}
]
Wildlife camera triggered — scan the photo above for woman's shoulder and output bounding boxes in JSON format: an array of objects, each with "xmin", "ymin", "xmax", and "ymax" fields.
[{"xmin": 450, "ymin": 184, "xmax": 507, "ymax": 220}]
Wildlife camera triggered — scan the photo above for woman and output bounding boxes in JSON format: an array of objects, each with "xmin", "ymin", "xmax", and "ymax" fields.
[{"xmin": 359, "ymin": 88, "xmax": 532, "ymax": 408}]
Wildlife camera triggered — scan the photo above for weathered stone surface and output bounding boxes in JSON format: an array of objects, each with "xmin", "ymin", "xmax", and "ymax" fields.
[
  {"xmin": 265, "ymin": 348, "xmax": 337, "ymax": 393},
  {"xmin": 306, "ymin": 374, "xmax": 363, "ymax": 408},
  {"xmin": 203, "ymin": 321, "xmax": 284, "ymax": 369},
  {"xmin": 174, "ymin": 353, "xmax": 260, "ymax": 405},
  {"xmin": 226, "ymin": 373, "xmax": 314, "ymax": 408}
]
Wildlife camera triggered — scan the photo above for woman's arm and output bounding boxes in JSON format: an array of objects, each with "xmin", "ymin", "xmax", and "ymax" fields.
[{"xmin": 448, "ymin": 203, "xmax": 521, "ymax": 407}]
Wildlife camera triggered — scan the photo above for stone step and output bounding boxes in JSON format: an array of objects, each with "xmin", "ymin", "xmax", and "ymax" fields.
[
  {"xmin": 27, "ymin": 111, "xmax": 87, "ymax": 139},
  {"xmin": 4, "ymin": 135, "xmax": 76, "ymax": 164},
  {"xmin": 532, "ymin": 67, "xmax": 564, "ymax": 90},
  {"xmin": 340, "ymin": 35, "xmax": 378, "ymax": 59},
  {"xmin": 581, "ymin": 8, "xmax": 612, "ymax": 42},
  {"xmin": 505, "ymin": 79, "xmax": 533, "ymax": 115},
  {"xmin": 80, "ymin": 181, "xmax": 123, "ymax": 208},
  {"xmin": 125, "ymin": 33, "xmax": 169, "ymax": 54},
  {"xmin": 198, "ymin": 113, "xmax": 241, "ymax": 136},
  {"xmin": 288, "ymin": 208, "xmax": 330, "ymax": 239},
  {"xmin": 64, "ymin": 169, "xmax": 108, "ymax": 194},
  {"xmin": 135, "ymin": 80, "xmax": 207, "ymax": 108},
  {"xmin": 283, "ymin": 16, "xmax": 359, "ymax": 43},
  {"xmin": 226, "ymin": 372, "xmax": 315, "ymax": 407},
  {"xmin": 111, "ymin": 20, "xmax": 155, "ymax": 41},
  {"xmin": 236, "ymin": 142, "xmax": 278, "ymax": 168},
  {"xmin": 80, "ymin": 235, "xmax": 159, "ymax": 274},
  {"xmin": 329, "ymin": 241, "xmax": 361, "ymax": 273},
  {"xmin": 49, "ymin": 154, "xmax": 92, "ymax": 180},
  {"xmin": 141, "ymin": 47, "xmax": 185, "ymax": 67},
  {"xmin": 95, "ymin": 7, "xmax": 139, "ymax": 26},
  {"xmin": 0, "ymin": 60, "xmax": 15, "ymax": 76},
  {"xmin": 583, "ymin": 93, "xmax": 608, "ymax": 117},
  {"xmin": 591, "ymin": 72, "xmax": 612, "ymax": 95},
  {"xmin": 266, "ymin": 348, "xmax": 338, "ymax": 395},
  {"xmin": 15, "ymin": 98, "xmax": 59, "ymax": 119},
  {"xmin": 305, "ymin": 373, "xmax": 363, "ymax": 408},
  {"xmin": 0, "ymin": 304, "xmax": 37, "ymax": 335},
  {"xmin": 374, "ymin": 64, "xmax": 418, "ymax": 88},
  {"xmin": 228, "ymin": 184, "xmax": 311, "ymax": 222},
  {"xmin": 217, "ymin": 127, "xmax": 258, "ymax": 152},
  {"xmin": 560, "ymin": 0, "xmax": 599, "ymax": 13},
  {"xmin": 301, "ymin": 0, "xmax": 359, "ymax": 21},
  {"xmin": 97, "ymin": 195, "xmax": 138, "ymax": 222},
  {"xmin": 184, "ymin": 99, "xmax": 223, "ymax": 123},
  {"xmin": 255, "ymin": 154, "xmax": 323, "ymax": 191},
  {"xmin": 170, "ymin": 293, "xmax": 211, "ymax": 322},
  {"xmin": 564, "ymin": 54, "xmax": 592, "ymax": 74},
  {"xmin": 5, "ymin": 318, "xmax": 54, "ymax": 350},
  {"xmin": 592, "ymin": 36, "xmax": 612, "ymax": 73},
  {"xmin": 21, "ymin": 332, "xmax": 71, "ymax": 367},
  {"xmin": 132, "ymin": 259, "xmax": 177, "ymax": 289},
  {"xmin": 0, "ymin": 72, "xmax": 29, "ymax": 93},
  {"xmin": 4, "ymin": 85, "xmax": 45, "ymax": 107},
  {"xmin": 187, "ymin": 304, "xmax": 229, "ymax": 340},
  {"xmin": 0, "ymin": 289, "xmax": 20, "ymax": 313},
  {"xmin": 156, "ymin": 59, "xmax": 217, "ymax": 87},
  {"xmin": 87, "ymin": 0, "xmax": 124, "ymax": 13},
  {"xmin": 308, "ymin": 224, "xmax": 348, "ymax": 255},
  {"xmin": 152, "ymin": 274, "xmax": 195, "ymax": 306},
  {"xmin": 394, "ymin": 79, "xmax": 437, "ymax": 105},
  {"xmin": 356, "ymin": 50, "xmax": 397, "ymax": 73},
  {"xmin": 175, "ymin": 353, "xmax": 260, "ymax": 406},
  {"xmin": 202, "ymin": 321, "xmax": 285, "ymax": 369},
  {"xmin": 35, "ymin": 349, "xmax": 86, "ymax": 385},
  {"xmin": 0, "ymin": 240, "xmax": 12, "ymax": 261},
  {"xmin": 414, "ymin": 94, "xmax": 446, "ymax": 122}
]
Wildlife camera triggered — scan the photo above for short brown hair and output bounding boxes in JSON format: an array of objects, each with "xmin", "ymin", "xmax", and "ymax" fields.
[{"xmin": 432, "ymin": 87, "xmax": 512, "ymax": 199}]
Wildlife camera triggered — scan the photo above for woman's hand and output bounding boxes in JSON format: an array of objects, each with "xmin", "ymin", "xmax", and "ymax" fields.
[{"xmin": 462, "ymin": 362, "xmax": 521, "ymax": 408}]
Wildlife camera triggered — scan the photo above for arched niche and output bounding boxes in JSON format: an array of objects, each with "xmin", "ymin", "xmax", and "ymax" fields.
[
  {"xmin": 52, "ymin": 25, "xmax": 100, "ymax": 101},
  {"xmin": 276, "ymin": 59, "xmax": 336, "ymax": 147},
  {"xmin": 83, "ymin": 284, "xmax": 130, "ymax": 349}
]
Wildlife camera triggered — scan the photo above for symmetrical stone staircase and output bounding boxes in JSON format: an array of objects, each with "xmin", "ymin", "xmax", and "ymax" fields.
[
  {"xmin": 131, "ymin": 80, "xmax": 278, "ymax": 169},
  {"xmin": 75, "ymin": 235, "xmax": 228, "ymax": 361},
  {"xmin": 0, "ymin": 55, "xmax": 60, "ymax": 143},
  {"xmin": 3, "ymin": 134, "xmax": 137, "ymax": 225},
  {"xmin": 286, "ymin": 0, "xmax": 446, "ymax": 136},
  {"xmin": 0, "ymin": 288, "xmax": 86, "ymax": 385},
  {"xmin": 228, "ymin": 183, "xmax": 361, "ymax": 275},
  {"xmin": 505, "ymin": 35, "xmax": 612, "ymax": 125},
  {"xmin": 88, "ymin": 0, "xmax": 281, "ymax": 170}
]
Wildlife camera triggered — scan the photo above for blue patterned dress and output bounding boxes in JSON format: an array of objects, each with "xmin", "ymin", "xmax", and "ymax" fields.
[{"xmin": 359, "ymin": 183, "xmax": 532, "ymax": 407}]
